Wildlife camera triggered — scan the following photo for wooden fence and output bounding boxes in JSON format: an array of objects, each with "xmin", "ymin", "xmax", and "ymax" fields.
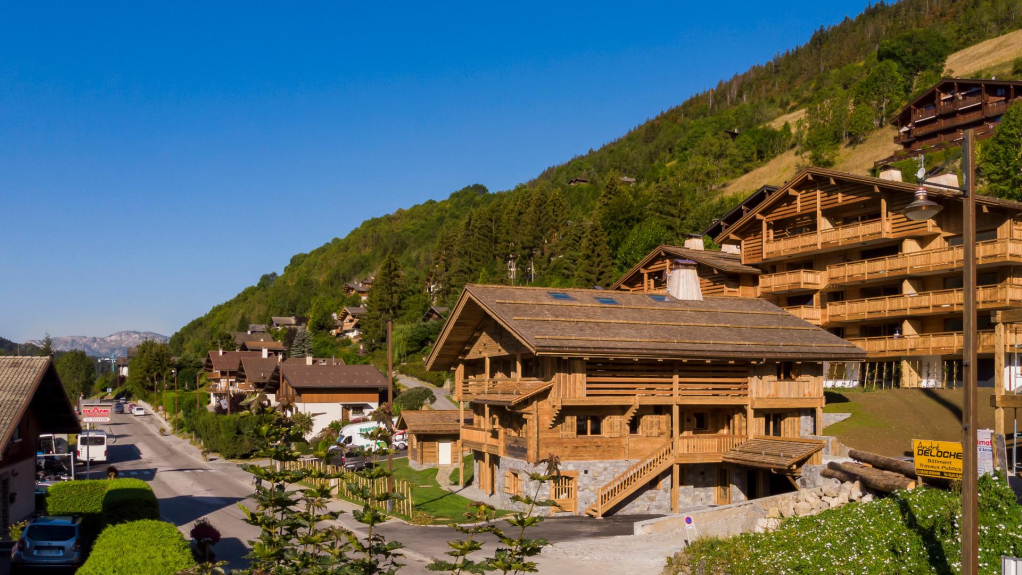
[{"xmin": 280, "ymin": 458, "xmax": 415, "ymax": 518}]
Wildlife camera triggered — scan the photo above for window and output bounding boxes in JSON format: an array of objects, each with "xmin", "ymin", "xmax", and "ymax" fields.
[
  {"xmin": 549, "ymin": 292, "xmax": 574, "ymax": 301},
  {"xmin": 692, "ymin": 412, "xmax": 708, "ymax": 431},
  {"xmin": 776, "ymin": 362, "xmax": 801, "ymax": 381},
  {"xmin": 767, "ymin": 413, "xmax": 785, "ymax": 437},
  {"xmin": 945, "ymin": 315, "xmax": 993, "ymax": 332},
  {"xmin": 595, "ymin": 297, "xmax": 619, "ymax": 305},
  {"xmin": 648, "ymin": 294, "xmax": 669, "ymax": 302},
  {"xmin": 827, "ymin": 291, "xmax": 846, "ymax": 303},
  {"xmin": 786, "ymin": 294, "xmax": 814, "ymax": 307},
  {"xmin": 575, "ymin": 415, "xmax": 603, "ymax": 436},
  {"xmin": 828, "ymin": 327, "xmax": 846, "ymax": 338},
  {"xmin": 947, "ymin": 230, "xmax": 998, "ymax": 246},
  {"xmin": 862, "ymin": 285, "xmax": 900, "ymax": 299},
  {"xmin": 629, "ymin": 414, "xmax": 641, "ymax": 435},
  {"xmin": 860, "ymin": 245, "xmax": 899, "ymax": 260},
  {"xmin": 859, "ymin": 323, "xmax": 900, "ymax": 337},
  {"xmin": 787, "ymin": 260, "xmax": 814, "ymax": 271},
  {"xmin": 944, "ymin": 272, "xmax": 998, "ymax": 289}
]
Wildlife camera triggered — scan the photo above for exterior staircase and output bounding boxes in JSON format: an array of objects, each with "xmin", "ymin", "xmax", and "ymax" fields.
[{"xmin": 584, "ymin": 439, "xmax": 674, "ymax": 518}]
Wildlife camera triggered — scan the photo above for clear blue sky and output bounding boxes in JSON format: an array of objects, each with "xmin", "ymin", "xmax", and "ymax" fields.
[{"xmin": 0, "ymin": 1, "xmax": 874, "ymax": 343}]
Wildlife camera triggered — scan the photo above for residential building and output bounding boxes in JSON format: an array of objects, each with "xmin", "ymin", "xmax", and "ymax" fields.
[
  {"xmin": 271, "ymin": 316, "xmax": 306, "ymax": 330},
  {"xmin": 421, "ymin": 306, "xmax": 449, "ymax": 323},
  {"xmin": 877, "ymin": 78, "xmax": 1022, "ymax": 167},
  {"xmin": 277, "ymin": 358, "xmax": 388, "ymax": 436},
  {"xmin": 610, "ymin": 236, "xmax": 760, "ymax": 297},
  {"xmin": 0, "ymin": 357, "xmax": 81, "ymax": 531},
  {"xmin": 334, "ymin": 306, "xmax": 367, "ymax": 338},
  {"xmin": 204, "ymin": 350, "xmax": 262, "ymax": 408},
  {"xmin": 343, "ymin": 282, "xmax": 370, "ymax": 301},
  {"xmin": 707, "ymin": 166, "xmax": 1022, "ymax": 388},
  {"xmin": 426, "ymin": 284, "xmax": 863, "ymax": 517},
  {"xmin": 237, "ymin": 356, "xmax": 281, "ymax": 402},
  {"xmin": 232, "ymin": 330, "xmax": 276, "ymax": 349},
  {"xmin": 239, "ymin": 339, "xmax": 287, "ymax": 356},
  {"xmin": 396, "ymin": 410, "xmax": 467, "ymax": 469},
  {"xmin": 248, "ymin": 324, "xmax": 268, "ymax": 333}
]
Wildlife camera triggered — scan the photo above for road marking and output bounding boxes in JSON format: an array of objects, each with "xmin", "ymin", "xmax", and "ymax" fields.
[{"xmin": 129, "ymin": 471, "xmax": 138, "ymax": 475}]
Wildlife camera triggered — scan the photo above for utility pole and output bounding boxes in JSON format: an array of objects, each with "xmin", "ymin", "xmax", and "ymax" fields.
[
  {"xmin": 172, "ymin": 368, "xmax": 178, "ymax": 435},
  {"xmin": 387, "ymin": 320, "xmax": 394, "ymax": 495},
  {"xmin": 961, "ymin": 128, "xmax": 978, "ymax": 575}
]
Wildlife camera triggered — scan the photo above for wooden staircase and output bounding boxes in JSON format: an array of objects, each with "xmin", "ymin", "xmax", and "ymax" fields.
[{"xmin": 584, "ymin": 439, "xmax": 674, "ymax": 518}]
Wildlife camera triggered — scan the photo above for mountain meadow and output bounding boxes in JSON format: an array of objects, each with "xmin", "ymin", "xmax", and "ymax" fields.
[{"xmin": 170, "ymin": 0, "xmax": 1022, "ymax": 372}]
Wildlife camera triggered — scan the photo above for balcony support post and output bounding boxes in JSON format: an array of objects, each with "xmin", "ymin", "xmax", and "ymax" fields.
[
  {"xmin": 995, "ymin": 321, "xmax": 1006, "ymax": 436},
  {"xmin": 672, "ymin": 403, "xmax": 680, "ymax": 514}
]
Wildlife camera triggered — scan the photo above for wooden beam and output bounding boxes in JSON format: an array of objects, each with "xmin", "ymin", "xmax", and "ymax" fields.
[
  {"xmin": 995, "ymin": 322, "xmax": 1006, "ymax": 436},
  {"xmin": 991, "ymin": 394, "xmax": 1022, "ymax": 408},
  {"xmin": 994, "ymin": 309, "xmax": 1022, "ymax": 323}
]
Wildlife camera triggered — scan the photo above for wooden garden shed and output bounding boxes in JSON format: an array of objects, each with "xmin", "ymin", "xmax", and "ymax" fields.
[{"xmin": 397, "ymin": 410, "xmax": 469, "ymax": 468}]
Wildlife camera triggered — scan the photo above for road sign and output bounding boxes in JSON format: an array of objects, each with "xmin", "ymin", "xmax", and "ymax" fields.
[
  {"xmin": 913, "ymin": 439, "xmax": 963, "ymax": 480},
  {"xmin": 684, "ymin": 516, "xmax": 695, "ymax": 530},
  {"xmin": 81, "ymin": 405, "xmax": 111, "ymax": 423}
]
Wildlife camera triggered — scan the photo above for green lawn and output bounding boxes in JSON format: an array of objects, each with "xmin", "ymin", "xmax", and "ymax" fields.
[
  {"xmin": 448, "ymin": 452, "xmax": 474, "ymax": 486},
  {"xmin": 389, "ymin": 458, "xmax": 508, "ymax": 524}
]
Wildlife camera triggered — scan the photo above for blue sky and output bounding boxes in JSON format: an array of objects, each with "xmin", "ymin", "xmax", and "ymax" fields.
[{"xmin": 0, "ymin": 1, "xmax": 874, "ymax": 343}]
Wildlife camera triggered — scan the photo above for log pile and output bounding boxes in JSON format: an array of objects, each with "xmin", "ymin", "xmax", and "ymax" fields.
[{"xmin": 820, "ymin": 448, "xmax": 922, "ymax": 493}]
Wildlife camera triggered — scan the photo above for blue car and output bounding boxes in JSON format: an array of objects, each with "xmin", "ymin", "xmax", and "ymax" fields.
[
  {"xmin": 114, "ymin": 402, "xmax": 124, "ymax": 414},
  {"xmin": 11, "ymin": 515, "xmax": 84, "ymax": 571}
]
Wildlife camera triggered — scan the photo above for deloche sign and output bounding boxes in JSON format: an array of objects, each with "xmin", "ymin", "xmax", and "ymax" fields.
[
  {"xmin": 81, "ymin": 405, "xmax": 111, "ymax": 423},
  {"xmin": 912, "ymin": 439, "xmax": 963, "ymax": 480}
]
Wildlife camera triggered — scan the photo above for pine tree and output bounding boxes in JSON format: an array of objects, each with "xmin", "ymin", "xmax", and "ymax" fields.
[
  {"xmin": 362, "ymin": 253, "xmax": 404, "ymax": 350},
  {"xmin": 289, "ymin": 327, "xmax": 311, "ymax": 358},
  {"xmin": 573, "ymin": 219, "xmax": 617, "ymax": 288},
  {"xmin": 983, "ymin": 102, "xmax": 1022, "ymax": 201},
  {"xmin": 41, "ymin": 333, "xmax": 53, "ymax": 357}
]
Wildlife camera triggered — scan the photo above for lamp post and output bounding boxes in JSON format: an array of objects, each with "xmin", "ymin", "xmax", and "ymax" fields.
[
  {"xmin": 172, "ymin": 368, "xmax": 178, "ymax": 434},
  {"xmin": 899, "ymin": 128, "xmax": 977, "ymax": 575}
]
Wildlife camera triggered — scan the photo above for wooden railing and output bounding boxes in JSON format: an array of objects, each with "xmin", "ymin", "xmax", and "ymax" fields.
[
  {"xmin": 758, "ymin": 269, "xmax": 826, "ymax": 294},
  {"xmin": 457, "ymin": 377, "xmax": 549, "ymax": 399},
  {"xmin": 584, "ymin": 377, "xmax": 749, "ymax": 398},
  {"xmin": 828, "ymin": 284, "xmax": 1022, "ymax": 323},
  {"xmin": 765, "ymin": 220, "xmax": 884, "ymax": 258},
  {"xmin": 752, "ymin": 377, "xmax": 823, "ymax": 399},
  {"xmin": 827, "ymin": 239, "xmax": 1022, "ymax": 285},
  {"xmin": 846, "ymin": 330, "xmax": 1011, "ymax": 357},
  {"xmin": 460, "ymin": 426, "xmax": 492, "ymax": 446},
  {"xmin": 587, "ymin": 439, "xmax": 674, "ymax": 518},
  {"xmin": 677, "ymin": 434, "xmax": 746, "ymax": 456},
  {"xmin": 783, "ymin": 305, "xmax": 823, "ymax": 325}
]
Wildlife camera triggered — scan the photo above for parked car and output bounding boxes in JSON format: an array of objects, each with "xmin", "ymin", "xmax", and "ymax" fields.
[
  {"xmin": 10, "ymin": 515, "xmax": 84, "ymax": 571},
  {"xmin": 337, "ymin": 421, "xmax": 388, "ymax": 452},
  {"xmin": 132, "ymin": 406, "xmax": 146, "ymax": 416},
  {"xmin": 327, "ymin": 445, "xmax": 367, "ymax": 471},
  {"xmin": 113, "ymin": 402, "xmax": 124, "ymax": 414},
  {"xmin": 392, "ymin": 430, "xmax": 408, "ymax": 451}
]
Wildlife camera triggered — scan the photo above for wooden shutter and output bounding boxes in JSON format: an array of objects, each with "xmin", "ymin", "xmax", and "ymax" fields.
[
  {"xmin": 643, "ymin": 415, "xmax": 661, "ymax": 437},
  {"xmin": 504, "ymin": 470, "xmax": 513, "ymax": 494},
  {"xmin": 560, "ymin": 415, "xmax": 577, "ymax": 439},
  {"xmin": 605, "ymin": 415, "xmax": 622, "ymax": 438}
]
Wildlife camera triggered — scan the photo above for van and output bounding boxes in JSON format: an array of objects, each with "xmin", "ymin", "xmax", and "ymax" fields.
[
  {"xmin": 76, "ymin": 430, "xmax": 108, "ymax": 463},
  {"xmin": 337, "ymin": 421, "xmax": 388, "ymax": 452}
]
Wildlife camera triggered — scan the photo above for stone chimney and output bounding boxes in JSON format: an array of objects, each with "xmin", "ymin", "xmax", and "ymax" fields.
[
  {"xmin": 306, "ymin": 355, "xmax": 313, "ymax": 366},
  {"xmin": 262, "ymin": 346, "xmax": 269, "ymax": 359},
  {"xmin": 666, "ymin": 259, "xmax": 703, "ymax": 301},
  {"xmin": 879, "ymin": 168, "xmax": 902, "ymax": 182},
  {"xmin": 683, "ymin": 234, "xmax": 705, "ymax": 251},
  {"xmin": 720, "ymin": 243, "xmax": 741, "ymax": 255}
]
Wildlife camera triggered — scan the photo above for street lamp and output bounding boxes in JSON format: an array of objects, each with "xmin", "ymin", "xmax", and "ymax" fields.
[{"xmin": 899, "ymin": 128, "xmax": 977, "ymax": 575}]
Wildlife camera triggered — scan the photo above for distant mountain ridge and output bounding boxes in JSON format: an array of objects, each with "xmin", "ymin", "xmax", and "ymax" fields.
[{"xmin": 28, "ymin": 331, "xmax": 169, "ymax": 357}]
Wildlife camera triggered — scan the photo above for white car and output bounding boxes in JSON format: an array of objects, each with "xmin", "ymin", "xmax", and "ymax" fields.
[{"xmin": 132, "ymin": 406, "xmax": 146, "ymax": 416}]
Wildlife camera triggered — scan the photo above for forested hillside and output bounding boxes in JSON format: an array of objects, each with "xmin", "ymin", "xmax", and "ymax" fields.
[{"xmin": 171, "ymin": 0, "xmax": 1022, "ymax": 361}]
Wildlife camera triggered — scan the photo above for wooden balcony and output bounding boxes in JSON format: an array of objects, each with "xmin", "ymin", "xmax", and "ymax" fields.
[
  {"xmin": 845, "ymin": 330, "xmax": 1019, "ymax": 358},
  {"xmin": 752, "ymin": 376, "xmax": 823, "ymax": 408},
  {"xmin": 783, "ymin": 305, "xmax": 823, "ymax": 326},
  {"xmin": 758, "ymin": 269, "xmax": 826, "ymax": 295},
  {"xmin": 827, "ymin": 239, "xmax": 1022, "ymax": 286},
  {"xmin": 676, "ymin": 434, "xmax": 747, "ymax": 463},
  {"xmin": 827, "ymin": 284, "xmax": 1022, "ymax": 323},
  {"xmin": 460, "ymin": 426, "xmax": 500, "ymax": 452},
  {"xmin": 764, "ymin": 220, "xmax": 885, "ymax": 259},
  {"xmin": 577, "ymin": 376, "xmax": 749, "ymax": 405}
]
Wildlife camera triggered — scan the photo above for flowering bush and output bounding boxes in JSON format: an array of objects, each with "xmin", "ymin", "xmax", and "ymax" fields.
[
  {"xmin": 669, "ymin": 474, "xmax": 1022, "ymax": 574},
  {"xmin": 189, "ymin": 518, "xmax": 221, "ymax": 545}
]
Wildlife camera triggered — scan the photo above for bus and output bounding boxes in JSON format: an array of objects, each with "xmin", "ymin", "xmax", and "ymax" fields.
[{"xmin": 76, "ymin": 430, "xmax": 108, "ymax": 463}]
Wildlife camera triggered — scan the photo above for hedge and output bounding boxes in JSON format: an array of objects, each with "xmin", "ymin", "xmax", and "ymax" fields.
[
  {"xmin": 191, "ymin": 410, "xmax": 262, "ymax": 459},
  {"xmin": 44, "ymin": 478, "xmax": 160, "ymax": 542},
  {"xmin": 78, "ymin": 519, "xmax": 195, "ymax": 575},
  {"xmin": 102, "ymin": 478, "xmax": 160, "ymax": 526}
]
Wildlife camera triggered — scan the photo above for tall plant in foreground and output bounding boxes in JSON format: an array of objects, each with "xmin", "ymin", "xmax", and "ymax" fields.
[{"xmin": 428, "ymin": 455, "xmax": 560, "ymax": 574}]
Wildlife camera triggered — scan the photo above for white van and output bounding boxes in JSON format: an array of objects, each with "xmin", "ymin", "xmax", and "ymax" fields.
[
  {"xmin": 337, "ymin": 421, "xmax": 388, "ymax": 452},
  {"xmin": 76, "ymin": 430, "xmax": 108, "ymax": 463}
]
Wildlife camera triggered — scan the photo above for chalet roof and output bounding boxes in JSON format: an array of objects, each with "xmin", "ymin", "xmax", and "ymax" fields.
[
  {"xmin": 893, "ymin": 77, "xmax": 1022, "ymax": 124},
  {"xmin": 342, "ymin": 306, "xmax": 367, "ymax": 317},
  {"xmin": 345, "ymin": 282, "xmax": 370, "ymax": 293},
  {"xmin": 233, "ymin": 331, "xmax": 276, "ymax": 346},
  {"xmin": 721, "ymin": 436, "xmax": 825, "ymax": 470},
  {"xmin": 422, "ymin": 306, "xmax": 449, "ymax": 321},
  {"xmin": 703, "ymin": 185, "xmax": 778, "ymax": 238},
  {"xmin": 471, "ymin": 381, "xmax": 555, "ymax": 407},
  {"xmin": 238, "ymin": 357, "xmax": 280, "ymax": 385},
  {"xmin": 0, "ymin": 357, "xmax": 81, "ymax": 458},
  {"xmin": 710, "ymin": 167, "xmax": 1022, "ymax": 244},
  {"xmin": 396, "ymin": 410, "xmax": 469, "ymax": 434},
  {"xmin": 115, "ymin": 357, "xmax": 129, "ymax": 367},
  {"xmin": 249, "ymin": 324, "xmax": 268, "ymax": 333},
  {"xmin": 426, "ymin": 284, "xmax": 865, "ymax": 371},
  {"xmin": 241, "ymin": 340, "xmax": 286, "ymax": 352},
  {"xmin": 282, "ymin": 362, "xmax": 386, "ymax": 390},
  {"xmin": 609, "ymin": 245, "xmax": 759, "ymax": 290},
  {"xmin": 206, "ymin": 351, "xmax": 262, "ymax": 373}
]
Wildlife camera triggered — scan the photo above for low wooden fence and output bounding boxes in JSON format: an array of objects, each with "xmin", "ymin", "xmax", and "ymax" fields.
[{"xmin": 280, "ymin": 458, "xmax": 415, "ymax": 518}]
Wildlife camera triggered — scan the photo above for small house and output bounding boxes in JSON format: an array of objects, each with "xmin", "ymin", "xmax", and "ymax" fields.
[
  {"xmin": 397, "ymin": 410, "xmax": 468, "ymax": 469},
  {"xmin": 278, "ymin": 358, "xmax": 388, "ymax": 437},
  {"xmin": 421, "ymin": 306, "xmax": 449, "ymax": 323}
]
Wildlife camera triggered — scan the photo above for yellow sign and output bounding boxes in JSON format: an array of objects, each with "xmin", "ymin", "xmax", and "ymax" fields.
[{"xmin": 912, "ymin": 439, "xmax": 963, "ymax": 480}]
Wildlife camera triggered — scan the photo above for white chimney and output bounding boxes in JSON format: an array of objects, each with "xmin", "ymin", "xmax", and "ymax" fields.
[
  {"xmin": 666, "ymin": 259, "xmax": 703, "ymax": 301},
  {"xmin": 218, "ymin": 347, "xmax": 223, "ymax": 356},
  {"xmin": 306, "ymin": 355, "xmax": 313, "ymax": 366},
  {"xmin": 683, "ymin": 234, "xmax": 705, "ymax": 251},
  {"xmin": 262, "ymin": 346, "xmax": 269, "ymax": 359},
  {"xmin": 879, "ymin": 168, "xmax": 902, "ymax": 182},
  {"xmin": 721, "ymin": 243, "xmax": 741, "ymax": 255},
  {"xmin": 928, "ymin": 173, "xmax": 960, "ymax": 188}
]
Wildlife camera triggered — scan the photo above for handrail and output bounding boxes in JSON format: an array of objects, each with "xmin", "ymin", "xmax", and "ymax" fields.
[
  {"xmin": 759, "ymin": 269, "xmax": 826, "ymax": 294},
  {"xmin": 765, "ymin": 220, "xmax": 884, "ymax": 258},
  {"xmin": 592, "ymin": 439, "xmax": 674, "ymax": 517},
  {"xmin": 827, "ymin": 238, "xmax": 1022, "ymax": 284},
  {"xmin": 828, "ymin": 284, "xmax": 1022, "ymax": 322}
]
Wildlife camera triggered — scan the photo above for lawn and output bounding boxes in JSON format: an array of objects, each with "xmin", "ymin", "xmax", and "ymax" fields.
[
  {"xmin": 389, "ymin": 457, "xmax": 508, "ymax": 524},
  {"xmin": 823, "ymin": 387, "xmax": 998, "ymax": 457},
  {"xmin": 448, "ymin": 452, "xmax": 474, "ymax": 486}
]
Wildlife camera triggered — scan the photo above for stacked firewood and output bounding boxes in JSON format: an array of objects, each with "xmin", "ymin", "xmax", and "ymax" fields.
[{"xmin": 820, "ymin": 449, "xmax": 929, "ymax": 493}]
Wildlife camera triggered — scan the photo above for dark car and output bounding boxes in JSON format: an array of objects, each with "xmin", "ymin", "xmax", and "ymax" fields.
[
  {"xmin": 113, "ymin": 402, "xmax": 124, "ymax": 414},
  {"xmin": 11, "ymin": 515, "xmax": 84, "ymax": 571},
  {"xmin": 327, "ymin": 446, "xmax": 367, "ymax": 471}
]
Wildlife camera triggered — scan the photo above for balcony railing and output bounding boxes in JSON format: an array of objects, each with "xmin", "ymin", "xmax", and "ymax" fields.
[
  {"xmin": 456, "ymin": 377, "xmax": 550, "ymax": 400},
  {"xmin": 827, "ymin": 284, "xmax": 1022, "ymax": 323},
  {"xmin": 783, "ymin": 305, "xmax": 824, "ymax": 325},
  {"xmin": 758, "ymin": 269, "xmax": 826, "ymax": 295},
  {"xmin": 764, "ymin": 220, "xmax": 885, "ymax": 259},
  {"xmin": 827, "ymin": 239, "xmax": 1022, "ymax": 285},
  {"xmin": 752, "ymin": 376, "xmax": 823, "ymax": 399},
  {"xmin": 460, "ymin": 426, "xmax": 497, "ymax": 446},
  {"xmin": 583, "ymin": 377, "xmax": 749, "ymax": 399},
  {"xmin": 677, "ymin": 434, "xmax": 747, "ymax": 457}
]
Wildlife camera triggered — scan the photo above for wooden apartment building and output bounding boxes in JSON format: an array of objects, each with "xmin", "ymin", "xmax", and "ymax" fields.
[
  {"xmin": 706, "ymin": 166, "xmax": 1022, "ymax": 388},
  {"xmin": 878, "ymin": 78, "xmax": 1022, "ymax": 167},
  {"xmin": 426, "ymin": 284, "xmax": 864, "ymax": 517}
]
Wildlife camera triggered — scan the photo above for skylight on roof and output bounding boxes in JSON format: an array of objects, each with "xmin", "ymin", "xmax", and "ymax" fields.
[
  {"xmin": 595, "ymin": 297, "xmax": 620, "ymax": 305},
  {"xmin": 549, "ymin": 292, "xmax": 574, "ymax": 301},
  {"xmin": 648, "ymin": 294, "xmax": 669, "ymax": 302}
]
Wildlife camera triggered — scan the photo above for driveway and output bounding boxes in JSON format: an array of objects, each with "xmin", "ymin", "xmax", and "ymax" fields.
[{"xmin": 397, "ymin": 374, "xmax": 456, "ymax": 410}]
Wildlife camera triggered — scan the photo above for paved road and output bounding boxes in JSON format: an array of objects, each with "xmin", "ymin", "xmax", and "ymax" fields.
[{"xmin": 397, "ymin": 375, "xmax": 456, "ymax": 410}]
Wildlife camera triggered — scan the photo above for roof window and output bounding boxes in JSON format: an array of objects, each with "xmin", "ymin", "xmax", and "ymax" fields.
[
  {"xmin": 595, "ymin": 297, "xmax": 620, "ymax": 305},
  {"xmin": 548, "ymin": 292, "xmax": 574, "ymax": 301},
  {"xmin": 648, "ymin": 294, "xmax": 669, "ymax": 302}
]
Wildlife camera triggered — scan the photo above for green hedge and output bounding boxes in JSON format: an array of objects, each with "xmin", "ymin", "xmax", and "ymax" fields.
[
  {"xmin": 397, "ymin": 359, "xmax": 447, "ymax": 386},
  {"xmin": 191, "ymin": 410, "xmax": 262, "ymax": 458},
  {"xmin": 102, "ymin": 478, "xmax": 160, "ymax": 526},
  {"xmin": 44, "ymin": 478, "xmax": 160, "ymax": 542},
  {"xmin": 78, "ymin": 519, "xmax": 195, "ymax": 575}
]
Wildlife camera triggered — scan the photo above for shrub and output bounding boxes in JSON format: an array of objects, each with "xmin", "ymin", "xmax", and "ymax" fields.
[
  {"xmin": 192, "ymin": 410, "xmax": 262, "ymax": 459},
  {"xmin": 394, "ymin": 386, "xmax": 436, "ymax": 413},
  {"xmin": 102, "ymin": 478, "xmax": 160, "ymax": 526},
  {"xmin": 78, "ymin": 519, "xmax": 195, "ymax": 575},
  {"xmin": 45, "ymin": 480, "xmax": 108, "ymax": 541}
]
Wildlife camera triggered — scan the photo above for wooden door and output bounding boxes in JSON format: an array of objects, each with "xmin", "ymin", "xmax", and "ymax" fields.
[
  {"xmin": 478, "ymin": 456, "xmax": 492, "ymax": 493},
  {"xmin": 714, "ymin": 467, "xmax": 731, "ymax": 505},
  {"xmin": 439, "ymin": 441, "xmax": 452, "ymax": 465},
  {"xmin": 551, "ymin": 473, "xmax": 577, "ymax": 514}
]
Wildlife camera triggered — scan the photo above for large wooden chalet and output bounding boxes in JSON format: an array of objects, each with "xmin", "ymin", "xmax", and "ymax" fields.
[
  {"xmin": 426, "ymin": 284, "xmax": 864, "ymax": 517},
  {"xmin": 609, "ymin": 236, "xmax": 759, "ymax": 297},
  {"xmin": 708, "ymin": 166, "xmax": 1022, "ymax": 388},
  {"xmin": 878, "ymin": 78, "xmax": 1022, "ymax": 167}
]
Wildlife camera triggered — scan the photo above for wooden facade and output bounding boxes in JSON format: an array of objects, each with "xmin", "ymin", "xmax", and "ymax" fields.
[
  {"xmin": 710, "ymin": 166, "xmax": 1022, "ymax": 387},
  {"xmin": 426, "ymin": 285, "xmax": 864, "ymax": 517},
  {"xmin": 396, "ymin": 410, "xmax": 465, "ymax": 468},
  {"xmin": 610, "ymin": 241, "xmax": 759, "ymax": 298}
]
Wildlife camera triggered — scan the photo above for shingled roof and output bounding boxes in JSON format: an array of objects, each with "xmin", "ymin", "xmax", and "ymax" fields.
[
  {"xmin": 0, "ymin": 357, "xmax": 81, "ymax": 459},
  {"xmin": 233, "ymin": 331, "xmax": 276, "ymax": 346},
  {"xmin": 238, "ymin": 357, "xmax": 280, "ymax": 385},
  {"xmin": 609, "ymin": 244, "xmax": 759, "ymax": 291},
  {"xmin": 206, "ymin": 351, "xmax": 262, "ymax": 373},
  {"xmin": 426, "ymin": 285, "xmax": 865, "ymax": 370},
  {"xmin": 282, "ymin": 362, "xmax": 387, "ymax": 389},
  {"xmin": 396, "ymin": 410, "xmax": 469, "ymax": 434}
]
